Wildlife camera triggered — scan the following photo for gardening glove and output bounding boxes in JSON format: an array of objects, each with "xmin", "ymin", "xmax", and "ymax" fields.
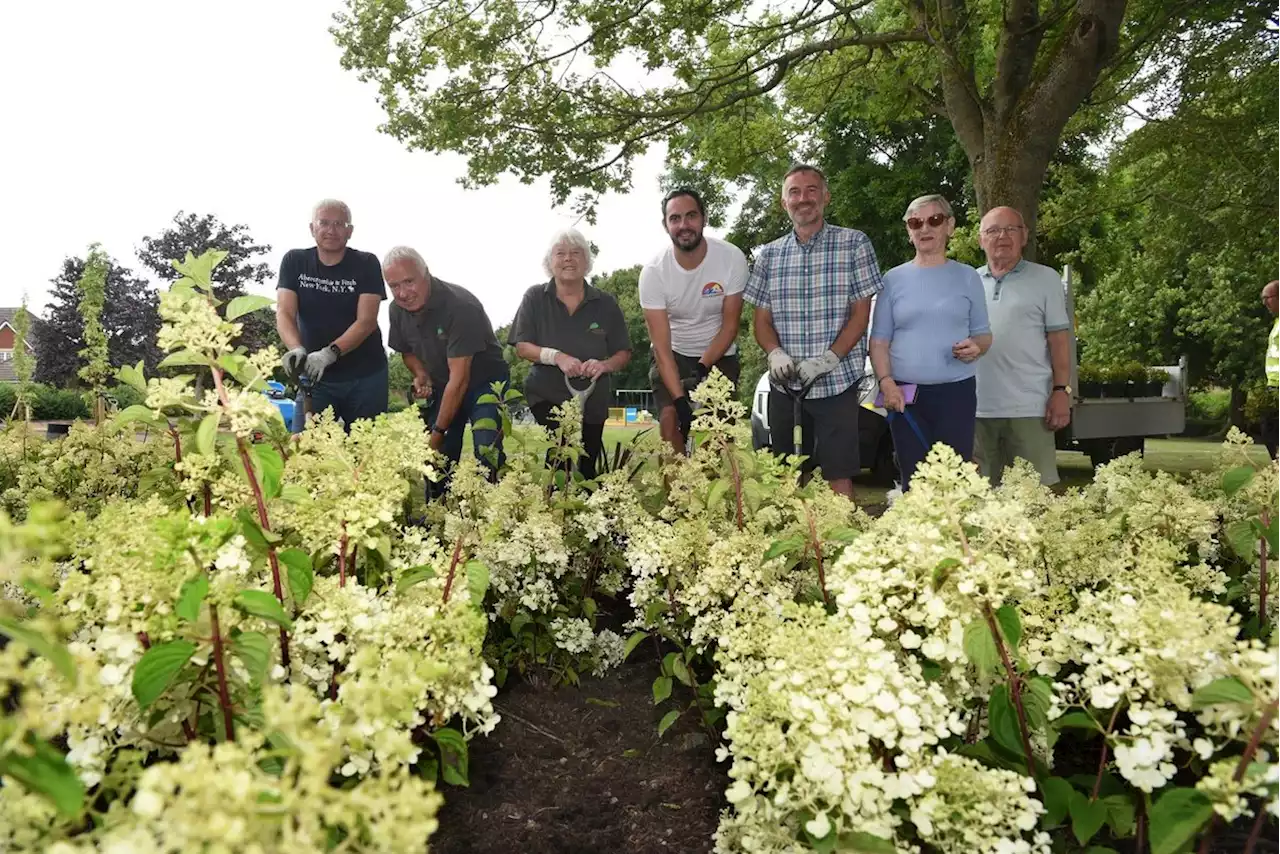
[
  {"xmin": 767, "ymin": 348, "xmax": 796, "ymax": 384},
  {"xmin": 797, "ymin": 349, "xmax": 841, "ymax": 385},
  {"xmin": 692, "ymin": 360, "xmax": 710, "ymax": 383},
  {"xmin": 282, "ymin": 346, "xmax": 308, "ymax": 377},
  {"xmin": 673, "ymin": 395, "xmax": 695, "ymax": 441},
  {"xmin": 304, "ymin": 346, "xmax": 339, "ymax": 383}
]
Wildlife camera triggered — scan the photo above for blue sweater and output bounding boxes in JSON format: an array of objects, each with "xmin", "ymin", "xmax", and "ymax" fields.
[{"xmin": 870, "ymin": 260, "xmax": 990, "ymax": 385}]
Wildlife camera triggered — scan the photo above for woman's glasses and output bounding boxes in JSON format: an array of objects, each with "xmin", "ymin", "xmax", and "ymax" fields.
[{"xmin": 906, "ymin": 213, "xmax": 949, "ymax": 230}]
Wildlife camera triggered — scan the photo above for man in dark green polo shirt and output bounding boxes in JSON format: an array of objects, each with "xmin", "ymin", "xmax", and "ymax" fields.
[{"xmin": 383, "ymin": 245, "xmax": 509, "ymax": 476}]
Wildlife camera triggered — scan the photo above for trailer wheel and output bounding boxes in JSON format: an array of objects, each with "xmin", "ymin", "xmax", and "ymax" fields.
[{"xmin": 1088, "ymin": 436, "xmax": 1146, "ymax": 469}]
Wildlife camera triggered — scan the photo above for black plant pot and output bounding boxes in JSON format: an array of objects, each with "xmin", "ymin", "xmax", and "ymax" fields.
[
  {"xmin": 1101, "ymin": 382, "xmax": 1129, "ymax": 398},
  {"xmin": 1079, "ymin": 381, "xmax": 1103, "ymax": 398}
]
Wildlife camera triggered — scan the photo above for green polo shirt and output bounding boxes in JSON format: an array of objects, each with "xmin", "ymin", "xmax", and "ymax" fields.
[
  {"xmin": 388, "ymin": 278, "xmax": 506, "ymax": 390},
  {"xmin": 508, "ymin": 280, "xmax": 632, "ymax": 422}
]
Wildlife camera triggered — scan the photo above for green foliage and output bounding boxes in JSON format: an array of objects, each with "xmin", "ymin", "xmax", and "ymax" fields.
[
  {"xmin": 75, "ymin": 245, "xmax": 113, "ymax": 421},
  {"xmin": 10, "ymin": 299, "xmax": 36, "ymax": 422}
]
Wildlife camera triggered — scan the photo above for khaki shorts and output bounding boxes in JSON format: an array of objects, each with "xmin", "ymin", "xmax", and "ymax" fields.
[{"xmin": 975, "ymin": 417, "xmax": 1060, "ymax": 486}]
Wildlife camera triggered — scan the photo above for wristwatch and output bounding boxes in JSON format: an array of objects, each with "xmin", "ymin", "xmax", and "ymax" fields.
[
  {"xmin": 1052, "ymin": 384, "xmax": 1071, "ymax": 395},
  {"xmin": 326, "ymin": 343, "xmax": 342, "ymax": 359},
  {"xmin": 431, "ymin": 426, "xmax": 448, "ymax": 436}
]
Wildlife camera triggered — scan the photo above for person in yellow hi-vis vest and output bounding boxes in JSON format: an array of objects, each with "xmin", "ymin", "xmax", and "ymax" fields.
[{"xmin": 1262, "ymin": 280, "xmax": 1277, "ymax": 458}]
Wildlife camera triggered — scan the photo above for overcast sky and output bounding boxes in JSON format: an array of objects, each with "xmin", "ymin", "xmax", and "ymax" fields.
[{"xmin": 1, "ymin": 0, "xmax": 713, "ymax": 332}]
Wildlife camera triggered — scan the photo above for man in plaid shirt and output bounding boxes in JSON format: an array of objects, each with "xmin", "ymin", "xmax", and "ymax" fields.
[{"xmin": 745, "ymin": 164, "xmax": 883, "ymax": 498}]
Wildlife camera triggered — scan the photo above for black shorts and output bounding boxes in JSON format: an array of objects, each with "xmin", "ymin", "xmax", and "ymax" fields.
[
  {"xmin": 768, "ymin": 382, "xmax": 861, "ymax": 481},
  {"xmin": 649, "ymin": 352, "xmax": 740, "ymax": 410}
]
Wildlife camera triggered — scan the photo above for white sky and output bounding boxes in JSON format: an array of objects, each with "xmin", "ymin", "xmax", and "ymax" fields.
[{"xmin": 0, "ymin": 0, "xmax": 704, "ymax": 333}]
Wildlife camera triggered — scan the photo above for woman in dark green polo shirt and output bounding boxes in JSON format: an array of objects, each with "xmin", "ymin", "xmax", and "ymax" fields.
[{"xmin": 509, "ymin": 228, "xmax": 632, "ymax": 478}]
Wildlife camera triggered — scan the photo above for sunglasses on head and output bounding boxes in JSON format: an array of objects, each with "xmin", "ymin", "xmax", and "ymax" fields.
[{"xmin": 906, "ymin": 213, "xmax": 949, "ymax": 230}]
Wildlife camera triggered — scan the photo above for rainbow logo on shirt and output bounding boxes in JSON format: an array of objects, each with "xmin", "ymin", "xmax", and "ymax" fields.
[{"xmin": 701, "ymin": 282, "xmax": 724, "ymax": 297}]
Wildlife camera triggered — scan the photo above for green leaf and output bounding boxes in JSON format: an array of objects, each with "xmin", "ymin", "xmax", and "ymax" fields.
[
  {"xmin": 196, "ymin": 412, "xmax": 220, "ymax": 455},
  {"xmin": 622, "ymin": 631, "xmax": 649, "ymax": 661},
  {"xmin": 235, "ymin": 508, "xmax": 281, "ymax": 551},
  {"xmin": 251, "ymin": 444, "xmax": 284, "ymax": 500},
  {"xmin": 279, "ymin": 484, "xmax": 310, "ymax": 503},
  {"xmin": 503, "ymin": 388, "xmax": 524, "ymax": 402},
  {"xmin": 1148, "ymin": 788, "xmax": 1214, "ymax": 854},
  {"xmin": 932, "ymin": 557, "xmax": 961, "ymax": 590},
  {"xmin": 671, "ymin": 657, "xmax": 694, "ymax": 687},
  {"xmin": 1022, "ymin": 677, "xmax": 1052, "ymax": 730},
  {"xmin": 509, "ymin": 612, "xmax": 531, "ymax": 637},
  {"xmin": 116, "ymin": 360, "xmax": 147, "ymax": 393},
  {"xmin": 661, "ymin": 651, "xmax": 679, "ymax": 677},
  {"xmin": 157, "ymin": 348, "xmax": 209, "ymax": 369},
  {"xmin": 1102, "ymin": 793, "xmax": 1135, "ymax": 838},
  {"xmin": 131, "ymin": 640, "xmax": 197, "ymax": 708},
  {"xmin": 705, "ymin": 479, "xmax": 729, "ymax": 510},
  {"xmin": 1040, "ymin": 776, "xmax": 1074, "ymax": 828},
  {"xmin": 472, "ymin": 418, "xmax": 498, "ymax": 432},
  {"xmin": 175, "ymin": 574, "xmax": 209, "ymax": 622},
  {"xmin": 1222, "ymin": 465, "xmax": 1256, "ymax": 496},
  {"xmin": 987, "ymin": 684, "xmax": 1025, "ymax": 757},
  {"xmin": 834, "ymin": 831, "xmax": 896, "ymax": 853},
  {"xmin": 1225, "ymin": 518, "xmax": 1257, "ymax": 560},
  {"xmin": 823, "ymin": 527, "xmax": 860, "ymax": 544},
  {"xmin": 115, "ymin": 404, "xmax": 160, "ymax": 428},
  {"xmin": 995, "ymin": 605, "xmax": 1022, "ymax": 651},
  {"xmin": 963, "ymin": 617, "xmax": 1000, "ymax": 677},
  {"xmin": 1053, "ymin": 710, "xmax": 1102, "ymax": 732},
  {"xmin": 234, "ymin": 590, "xmax": 293, "ymax": 629},
  {"xmin": 657, "ymin": 709, "xmax": 680, "ymax": 737},
  {"xmin": 1069, "ymin": 790, "xmax": 1108, "ymax": 845},
  {"xmin": 581, "ymin": 596, "xmax": 597, "ymax": 620},
  {"xmin": 1190, "ymin": 676, "xmax": 1254, "ymax": 709},
  {"xmin": 764, "ymin": 535, "xmax": 805, "ymax": 561},
  {"xmin": 231, "ymin": 631, "xmax": 271, "ymax": 681},
  {"xmin": 0, "ymin": 618, "xmax": 77, "ymax": 683},
  {"xmin": 0, "ymin": 734, "xmax": 85, "ymax": 816},
  {"xmin": 431, "ymin": 727, "xmax": 469, "ymax": 786},
  {"xmin": 395, "ymin": 565, "xmax": 436, "ymax": 594},
  {"xmin": 465, "ymin": 560, "xmax": 489, "ymax": 605},
  {"xmin": 225, "ymin": 294, "xmax": 274, "ymax": 320},
  {"xmin": 644, "ymin": 599, "xmax": 668, "ymax": 626},
  {"xmin": 475, "ymin": 393, "xmax": 500, "ymax": 405},
  {"xmin": 653, "ymin": 675, "xmax": 673, "ymax": 704}
]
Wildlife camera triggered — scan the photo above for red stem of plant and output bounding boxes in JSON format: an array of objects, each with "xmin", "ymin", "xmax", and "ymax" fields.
[
  {"xmin": 1259, "ymin": 508, "xmax": 1270, "ymax": 629},
  {"xmin": 725, "ymin": 448, "xmax": 744, "ymax": 531},
  {"xmin": 1243, "ymin": 800, "xmax": 1270, "ymax": 854},
  {"xmin": 1136, "ymin": 799, "xmax": 1147, "ymax": 853},
  {"xmin": 1090, "ymin": 704, "xmax": 1123, "ymax": 801},
  {"xmin": 234, "ymin": 439, "xmax": 291, "ymax": 668},
  {"xmin": 804, "ymin": 504, "xmax": 829, "ymax": 607},
  {"xmin": 203, "ymin": 484, "xmax": 212, "ymax": 518},
  {"xmin": 1197, "ymin": 698, "xmax": 1278, "ymax": 854},
  {"xmin": 983, "ymin": 601, "xmax": 1036, "ymax": 777},
  {"xmin": 208, "ymin": 605, "xmax": 235, "ymax": 742},
  {"xmin": 338, "ymin": 528, "xmax": 348, "ymax": 588},
  {"xmin": 442, "ymin": 533, "xmax": 465, "ymax": 603},
  {"xmin": 169, "ymin": 425, "xmax": 182, "ymax": 464}
]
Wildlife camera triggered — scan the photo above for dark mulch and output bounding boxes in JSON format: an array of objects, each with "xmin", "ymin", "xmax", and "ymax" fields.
[{"xmin": 431, "ymin": 649, "xmax": 728, "ymax": 854}]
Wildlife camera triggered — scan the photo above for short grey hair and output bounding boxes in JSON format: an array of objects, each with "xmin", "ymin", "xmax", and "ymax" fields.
[
  {"xmin": 311, "ymin": 198, "xmax": 352, "ymax": 224},
  {"xmin": 382, "ymin": 246, "xmax": 428, "ymax": 277},
  {"xmin": 903, "ymin": 194, "xmax": 954, "ymax": 220},
  {"xmin": 542, "ymin": 228, "xmax": 595, "ymax": 279}
]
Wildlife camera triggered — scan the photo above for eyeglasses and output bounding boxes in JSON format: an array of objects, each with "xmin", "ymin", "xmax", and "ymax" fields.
[
  {"xmin": 314, "ymin": 219, "xmax": 351, "ymax": 230},
  {"xmin": 982, "ymin": 225, "xmax": 1024, "ymax": 237},
  {"xmin": 906, "ymin": 213, "xmax": 949, "ymax": 230}
]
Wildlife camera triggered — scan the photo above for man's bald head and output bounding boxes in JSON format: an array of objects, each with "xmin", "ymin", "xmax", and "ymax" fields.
[
  {"xmin": 979, "ymin": 206, "xmax": 1029, "ymax": 273},
  {"xmin": 1263, "ymin": 280, "xmax": 1278, "ymax": 316}
]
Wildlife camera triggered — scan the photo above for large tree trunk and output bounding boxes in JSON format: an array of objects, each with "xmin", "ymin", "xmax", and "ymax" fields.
[{"xmin": 923, "ymin": 0, "xmax": 1130, "ymax": 261}]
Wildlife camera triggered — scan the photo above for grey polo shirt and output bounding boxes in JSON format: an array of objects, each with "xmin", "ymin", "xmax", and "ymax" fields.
[
  {"xmin": 975, "ymin": 260, "xmax": 1071, "ymax": 419},
  {"xmin": 388, "ymin": 278, "xmax": 506, "ymax": 390},
  {"xmin": 508, "ymin": 280, "xmax": 632, "ymax": 422}
]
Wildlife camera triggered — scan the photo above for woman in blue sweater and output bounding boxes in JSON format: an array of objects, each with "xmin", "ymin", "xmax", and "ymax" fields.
[{"xmin": 869, "ymin": 195, "xmax": 992, "ymax": 489}]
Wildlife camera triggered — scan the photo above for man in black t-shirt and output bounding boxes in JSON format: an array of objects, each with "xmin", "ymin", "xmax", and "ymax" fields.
[
  {"xmin": 383, "ymin": 245, "xmax": 509, "ymax": 475},
  {"xmin": 276, "ymin": 199, "xmax": 388, "ymax": 430}
]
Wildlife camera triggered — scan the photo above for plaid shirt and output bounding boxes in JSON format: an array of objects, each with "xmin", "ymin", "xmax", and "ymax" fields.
[{"xmin": 744, "ymin": 223, "xmax": 883, "ymax": 398}]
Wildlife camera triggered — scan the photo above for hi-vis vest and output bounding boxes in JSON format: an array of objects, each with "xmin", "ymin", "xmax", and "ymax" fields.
[{"xmin": 1267, "ymin": 318, "xmax": 1279, "ymax": 388}]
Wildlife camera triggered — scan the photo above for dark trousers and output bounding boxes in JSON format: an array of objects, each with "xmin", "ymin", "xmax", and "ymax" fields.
[
  {"xmin": 888, "ymin": 377, "xmax": 977, "ymax": 490},
  {"xmin": 291, "ymin": 364, "xmax": 389, "ymax": 433},
  {"xmin": 424, "ymin": 369, "xmax": 510, "ymax": 485},
  {"xmin": 530, "ymin": 401, "xmax": 605, "ymax": 481}
]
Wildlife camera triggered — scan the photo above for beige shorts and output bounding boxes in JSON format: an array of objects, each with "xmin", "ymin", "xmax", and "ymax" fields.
[{"xmin": 975, "ymin": 417, "xmax": 1060, "ymax": 486}]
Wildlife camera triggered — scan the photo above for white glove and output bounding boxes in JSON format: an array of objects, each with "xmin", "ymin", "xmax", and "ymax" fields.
[
  {"xmin": 797, "ymin": 349, "xmax": 841, "ymax": 385},
  {"xmin": 282, "ymin": 346, "xmax": 307, "ymax": 376},
  {"xmin": 304, "ymin": 346, "xmax": 339, "ymax": 382},
  {"xmin": 767, "ymin": 348, "xmax": 796, "ymax": 384}
]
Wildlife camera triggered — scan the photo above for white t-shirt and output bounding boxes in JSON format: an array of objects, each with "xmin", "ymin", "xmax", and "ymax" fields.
[{"xmin": 638, "ymin": 236, "xmax": 748, "ymax": 357}]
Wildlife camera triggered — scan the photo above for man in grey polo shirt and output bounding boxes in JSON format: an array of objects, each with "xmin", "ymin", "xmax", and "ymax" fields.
[{"xmin": 974, "ymin": 206, "xmax": 1072, "ymax": 486}]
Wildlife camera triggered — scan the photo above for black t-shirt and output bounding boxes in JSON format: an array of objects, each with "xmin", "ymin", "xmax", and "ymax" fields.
[
  {"xmin": 508, "ymin": 281, "xmax": 632, "ymax": 422},
  {"xmin": 277, "ymin": 247, "xmax": 387, "ymax": 381},
  {"xmin": 387, "ymin": 278, "xmax": 507, "ymax": 389}
]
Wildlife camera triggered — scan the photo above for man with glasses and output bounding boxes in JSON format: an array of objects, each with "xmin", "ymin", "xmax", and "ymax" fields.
[
  {"xmin": 276, "ymin": 199, "xmax": 388, "ymax": 430},
  {"xmin": 973, "ymin": 206, "xmax": 1071, "ymax": 486}
]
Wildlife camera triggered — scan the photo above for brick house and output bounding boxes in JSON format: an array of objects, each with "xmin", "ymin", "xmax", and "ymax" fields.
[{"xmin": 0, "ymin": 307, "xmax": 41, "ymax": 383}]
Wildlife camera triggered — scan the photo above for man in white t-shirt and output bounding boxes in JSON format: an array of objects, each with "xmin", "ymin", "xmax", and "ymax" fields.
[{"xmin": 639, "ymin": 188, "xmax": 748, "ymax": 449}]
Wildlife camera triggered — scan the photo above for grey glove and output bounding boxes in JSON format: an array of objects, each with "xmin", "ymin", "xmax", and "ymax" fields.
[
  {"xmin": 797, "ymin": 349, "xmax": 841, "ymax": 385},
  {"xmin": 282, "ymin": 346, "xmax": 308, "ymax": 376},
  {"xmin": 304, "ymin": 346, "xmax": 339, "ymax": 382},
  {"xmin": 767, "ymin": 348, "xmax": 796, "ymax": 384}
]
